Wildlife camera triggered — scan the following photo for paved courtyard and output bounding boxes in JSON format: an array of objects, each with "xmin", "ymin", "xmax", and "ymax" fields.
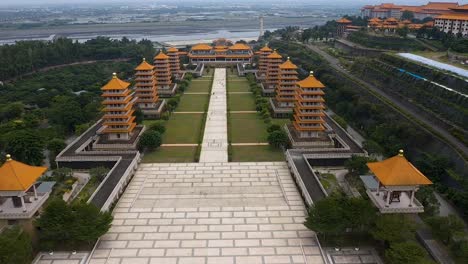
[{"xmin": 88, "ymin": 162, "xmax": 325, "ymax": 264}]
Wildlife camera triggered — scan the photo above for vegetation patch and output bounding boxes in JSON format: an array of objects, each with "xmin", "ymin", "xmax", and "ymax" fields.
[
  {"xmin": 229, "ymin": 113, "xmax": 269, "ymax": 143},
  {"xmin": 231, "ymin": 145, "xmax": 284, "ymax": 162},
  {"xmin": 142, "ymin": 146, "xmax": 197, "ymax": 163},
  {"xmin": 176, "ymin": 94, "xmax": 210, "ymax": 112},
  {"xmin": 186, "ymin": 80, "xmax": 212, "ymax": 93},
  {"xmin": 228, "ymin": 93, "xmax": 256, "ymax": 111},
  {"xmin": 161, "ymin": 113, "xmax": 204, "ymax": 144}
]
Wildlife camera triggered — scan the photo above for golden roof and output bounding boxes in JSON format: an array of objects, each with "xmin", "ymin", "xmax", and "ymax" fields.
[
  {"xmin": 296, "ymin": 72, "xmax": 325, "ymax": 88},
  {"xmin": 102, "ymin": 73, "xmax": 130, "ymax": 90},
  {"xmin": 154, "ymin": 52, "xmax": 169, "ymax": 60},
  {"xmin": 369, "ymin": 17, "xmax": 382, "ymax": 22},
  {"xmin": 436, "ymin": 13, "xmax": 468, "ymax": 20},
  {"xmin": 0, "ymin": 155, "xmax": 47, "ymax": 191},
  {"xmin": 191, "ymin": 44, "xmax": 213, "ymax": 51},
  {"xmin": 386, "ymin": 17, "xmax": 398, "ymax": 22},
  {"xmin": 167, "ymin": 47, "xmax": 179, "ymax": 52},
  {"xmin": 337, "ymin": 18, "xmax": 352, "ymax": 24},
  {"xmin": 279, "ymin": 58, "xmax": 298, "ymax": 69},
  {"xmin": 135, "ymin": 58, "xmax": 154, "ymax": 71},
  {"xmin": 260, "ymin": 45, "xmax": 272, "ymax": 52},
  {"xmin": 229, "ymin": 43, "xmax": 251, "ymax": 50},
  {"xmin": 267, "ymin": 51, "xmax": 282, "ymax": 59},
  {"xmin": 367, "ymin": 150, "xmax": 433, "ymax": 186}
]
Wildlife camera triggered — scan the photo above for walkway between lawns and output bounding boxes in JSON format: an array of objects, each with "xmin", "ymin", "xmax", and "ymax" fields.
[{"xmin": 199, "ymin": 68, "xmax": 228, "ymax": 162}]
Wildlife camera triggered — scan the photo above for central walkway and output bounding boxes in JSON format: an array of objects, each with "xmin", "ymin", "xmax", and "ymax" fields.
[{"xmin": 199, "ymin": 68, "xmax": 228, "ymax": 162}]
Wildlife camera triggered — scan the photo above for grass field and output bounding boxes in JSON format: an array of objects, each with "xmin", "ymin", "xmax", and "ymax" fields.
[
  {"xmin": 187, "ymin": 80, "xmax": 212, "ymax": 93},
  {"xmin": 162, "ymin": 113, "xmax": 205, "ymax": 143},
  {"xmin": 228, "ymin": 93, "xmax": 256, "ymax": 111},
  {"xmin": 142, "ymin": 146, "xmax": 197, "ymax": 163},
  {"xmin": 231, "ymin": 146, "xmax": 285, "ymax": 162},
  {"xmin": 228, "ymin": 80, "xmax": 251, "ymax": 92},
  {"xmin": 176, "ymin": 94, "xmax": 210, "ymax": 112},
  {"xmin": 229, "ymin": 113, "xmax": 268, "ymax": 143},
  {"xmin": 272, "ymin": 118, "xmax": 292, "ymax": 127}
]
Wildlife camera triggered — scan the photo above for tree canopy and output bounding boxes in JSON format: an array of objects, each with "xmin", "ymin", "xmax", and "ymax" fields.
[{"xmin": 0, "ymin": 226, "xmax": 32, "ymax": 264}]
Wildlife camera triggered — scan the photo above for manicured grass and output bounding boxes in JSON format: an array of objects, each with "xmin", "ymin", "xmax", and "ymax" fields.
[
  {"xmin": 187, "ymin": 80, "xmax": 212, "ymax": 93},
  {"xmin": 228, "ymin": 93, "xmax": 256, "ymax": 111},
  {"xmin": 272, "ymin": 118, "xmax": 291, "ymax": 127},
  {"xmin": 162, "ymin": 113, "xmax": 205, "ymax": 143},
  {"xmin": 177, "ymin": 94, "xmax": 210, "ymax": 112},
  {"xmin": 231, "ymin": 146, "xmax": 285, "ymax": 162},
  {"xmin": 228, "ymin": 80, "xmax": 251, "ymax": 92},
  {"xmin": 229, "ymin": 113, "xmax": 268, "ymax": 143},
  {"xmin": 142, "ymin": 146, "xmax": 197, "ymax": 163}
]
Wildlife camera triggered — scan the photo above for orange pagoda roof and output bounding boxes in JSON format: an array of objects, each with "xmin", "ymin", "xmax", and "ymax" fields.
[
  {"xmin": 267, "ymin": 51, "xmax": 282, "ymax": 59},
  {"xmin": 386, "ymin": 17, "xmax": 398, "ymax": 22},
  {"xmin": 436, "ymin": 13, "xmax": 468, "ymax": 20},
  {"xmin": 191, "ymin": 44, "xmax": 213, "ymax": 51},
  {"xmin": 0, "ymin": 155, "xmax": 47, "ymax": 191},
  {"xmin": 369, "ymin": 17, "xmax": 382, "ymax": 22},
  {"xmin": 102, "ymin": 73, "xmax": 130, "ymax": 90},
  {"xmin": 367, "ymin": 150, "xmax": 433, "ymax": 186},
  {"xmin": 154, "ymin": 52, "xmax": 169, "ymax": 59},
  {"xmin": 167, "ymin": 47, "xmax": 179, "ymax": 52},
  {"xmin": 279, "ymin": 58, "xmax": 298, "ymax": 69},
  {"xmin": 337, "ymin": 18, "xmax": 352, "ymax": 24},
  {"xmin": 260, "ymin": 45, "xmax": 272, "ymax": 52},
  {"xmin": 296, "ymin": 72, "xmax": 325, "ymax": 88},
  {"xmin": 229, "ymin": 43, "xmax": 250, "ymax": 50},
  {"xmin": 135, "ymin": 58, "xmax": 154, "ymax": 71}
]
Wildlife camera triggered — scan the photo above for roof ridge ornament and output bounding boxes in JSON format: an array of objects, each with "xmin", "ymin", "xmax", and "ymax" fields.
[
  {"xmin": 112, "ymin": 72, "xmax": 117, "ymax": 78},
  {"xmin": 310, "ymin": 71, "xmax": 314, "ymax": 76},
  {"xmin": 143, "ymin": 58, "xmax": 146, "ymax": 61},
  {"xmin": 6, "ymin": 154, "xmax": 11, "ymax": 161},
  {"xmin": 398, "ymin": 149, "xmax": 404, "ymax": 156}
]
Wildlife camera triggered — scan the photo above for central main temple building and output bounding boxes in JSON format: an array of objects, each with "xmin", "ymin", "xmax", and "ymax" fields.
[{"xmin": 188, "ymin": 39, "xmax": 253, "ymax": 64}]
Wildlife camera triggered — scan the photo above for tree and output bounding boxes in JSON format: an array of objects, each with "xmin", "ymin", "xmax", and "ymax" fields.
[
  {"xmin": 89, "ymin": 166, "xmax": 109, "ymax": 182},
  {"xmin": 267, "ymin": 130, "xmax": 288, "ymax": 148},
  {"xmin": 371, "ymin": 214, "xmax": 416, "ymax": 245},
  {"xmin": 47, "ymin": 138, "xmax": 66, "ymax": 156},
  {"xmin": 415, "ymin": 186, "xmax": 440, "ymax": 216},
  {"xmin": 0, "ymin": 102, "xmax": 24, "ymax": 121},
  {"xmin": 149, "ymin": 122, "xmax": 166, "ymax": 134},
  {"xmin": 401, "ymin": 11, "xmax": 415, "ymax": 21},
  {"xmin": 48, "ymin": 96, "xmax": 84, "ymax": 133},
  {"xmin": 344, "ymin": 155, "xmax": 370, "ymax": 175},
  {"xmin": 344, "ymin": 197, "xmax": 376, "ymax": 232},
  {"xmin": 4, "ymin": 129, "xmax": 44, "ymax": 165},
  {"xmin": 385, "ymin": 241, "xmax": 427, "ymax": 264},
  {"xmin": 396, "ymin": 26, "xmax": 409, "ymax": 38},
  {"xmin": 426, "ymin": 215, "xmax": 464, "ymax": 245},
  {"xmin": 0, "ymin": 226, "xmax": 32, "ymax": 264},
  {"xmin": 304, "ymin": 195, "xmax": 348, "ymax": 237},
  {"xmin": 36, "ymin": 199, "xmax": 113, "ymax": 249},
  {"xmin": 267, "ymin": 124, "xmax": 281, "ymax": 133},
  {"xmin": 133, "ymin": 107, "xmax": 144, "ymax": 124},
  {"xmin": 138, "ymin": 130, "xmax": 162, "ymax": 151}
]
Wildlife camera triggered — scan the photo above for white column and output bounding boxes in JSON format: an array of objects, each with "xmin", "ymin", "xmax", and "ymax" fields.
[
  {"xmin": 409, "ymin": 190, "xmax": 415, "ymax": 207},
  {"xmin": 20, "ymin": 196, "xmax": 26, "ymax": 212},
  {"xmin": 385, "ymin": 190, "xmax": 391, "ymax": 207},
  {"xmin": 33, "ymin": 184, "xmax": 38, "ymax": 200}
]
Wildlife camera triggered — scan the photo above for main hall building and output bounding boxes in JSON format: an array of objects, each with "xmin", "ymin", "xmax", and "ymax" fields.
[{"xmin": 188, "ymin": 39, "xmax": 253, "ymax": 64}]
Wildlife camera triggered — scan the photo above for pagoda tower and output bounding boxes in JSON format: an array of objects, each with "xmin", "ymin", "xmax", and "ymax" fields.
[
  {"xmin": 275, "ymin": 57, "xmax": 298, "ymax": 109},
  {"xmin": 258, "ymin": 45, "xmax": 272, "ymax": 79},
  {"xmin": 135, "ymin": 58, "xmax": 158, "ymax": 109},
  {"xmin": 167, "ymin": 47, "xmax": 181, "ymax": 78},
  {"xmin": 292, "ymin": 71, "xmax": 326, "ymax": 138},
  {"xmin": 101, "ymin": 73, "xmax": 136, "ymax": 140},
  {"xmin": 336, "ymin": 17, "xmax": 352, "ymax": 37},
  {"xmin": 264, "ymin": 50, "xmax": 282, "ymax": 91},
  {"xmin": 153, "ymin": 52, "xmax": 172, "ymax": 90}
]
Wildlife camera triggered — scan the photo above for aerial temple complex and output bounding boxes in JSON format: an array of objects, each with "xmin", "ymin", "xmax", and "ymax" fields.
[
  {"xmin": 361, "ymin": 150, "xmax": 433, "ymax": 213},
  {"xmin": 154, "ymin": 52, "xmax": 177, "ymax": 97},
  {"xmin": 167, "ymin": 47, "xmax": 182, "ymax": 79},
  {"xmin": 270, "ymin": 57, "xmax": 299, "ymax": 117}
]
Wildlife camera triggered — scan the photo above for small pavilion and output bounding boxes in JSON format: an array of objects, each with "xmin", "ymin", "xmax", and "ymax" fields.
[
  {"xmin": 362, "ymin": 150, "xmax": 433, "ymax": 213},
  {"xmin": 0, "ymin": 155, "xmax": 52, "ymax": 219}
]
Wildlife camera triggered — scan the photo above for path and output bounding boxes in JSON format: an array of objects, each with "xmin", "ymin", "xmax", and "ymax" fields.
[
  {"xmin": 304, "ymin": 43, "xmax": 468, "ymax": 159},
  {"xmin": 199, "ymin": 68, "xmax": 228, "ymax": 163}
]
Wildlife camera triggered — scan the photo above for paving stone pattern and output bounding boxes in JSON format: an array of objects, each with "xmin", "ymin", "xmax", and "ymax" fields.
[{"xmin": 88, "ymin": 162, "xmax": 325, "ymax": 264}]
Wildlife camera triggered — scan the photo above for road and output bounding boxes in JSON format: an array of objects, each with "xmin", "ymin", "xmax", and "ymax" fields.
[{"xmin": 305, "ymin": 43, "xmax": 468, "ymax": 160}]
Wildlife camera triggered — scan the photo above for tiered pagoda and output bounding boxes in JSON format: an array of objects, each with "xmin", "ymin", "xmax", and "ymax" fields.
[
  {"xmin": 167, "ymin": 47, "xmax": 182, "ymax": 79},
  {"xmin": 154, "ymin": 52, "xmax": 177, "ymax": 97},
  {"xmin": 256, "ymin": 45, "xmax": 272, "ymax": 82},
  {"xmin": 270, "ymin": 57, "xmax": 298, "ymax": 117},
  {"xmin": 101, "ymin": 73, "xmax": 137, "ymax": 140},
  {"xmin": 361, "ymin": 150, "xmax": 433, "ymax": 213},
  {"xmin": 262, "ymin": 50, "xmax": 282, "ymax": 96},
  {"xmin": 336, "ymin": 17, "xmax": 352, "ymax": 37},
  {"xmin": 134, "ymin": 58, "xmax": 165, "ymax": 118}
]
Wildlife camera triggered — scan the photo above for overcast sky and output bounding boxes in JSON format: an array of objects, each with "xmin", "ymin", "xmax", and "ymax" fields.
[{"xmin": 1, "ymin": 0, "xmax": 466, "ymax": 7}]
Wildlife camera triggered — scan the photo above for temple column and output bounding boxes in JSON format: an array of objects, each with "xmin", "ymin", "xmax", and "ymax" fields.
[
  {"xmin": 409, "ymin": 189, "xmax": 415, "ymax": 207},
  {"xmin": 33, "ymin": 184, "xmax": 38, "ymax": 200},
  {"xmin": 20, "ymin": 196, "xmax": 26, "ymax": 212},
  {"xmin": 385, "ymin": 190, "xmax": 391, "ymax": 207}
]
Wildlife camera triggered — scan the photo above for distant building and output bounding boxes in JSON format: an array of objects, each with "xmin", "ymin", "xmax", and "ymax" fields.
[
  {"xmin": 188, "ymin": 39, "xmax": 253, "ymax": 64},
  {"xmin": 134, "ymin": 58, "xmax": 165, "ymax": 118},
  {"xmin": 434, "ymin": 4, "xmax": 468, "ymax": 36},
  {"xmin": 336, "ymin": 18, "xmax": 353, "ymax": 37},
  {"xmin": 154, "ymin": 52, "xmax": 177, "ymax": 97},
  {"xmin": 167, "ymin": 47, "xmax": 182, "ymax": 79},
  {"xmin": 262, "ymin": 50, "xmax": 282, "ymax": 97},
  {"xmin": 256, "ymin": 45, "xmax": 273, "ymax": 81},
  {"xmin": 361, "ymin": 2, "xmax": 461, "ymax": 20},
  {"xmin": 270, "ymin": 57, "xmax": 299, "ymax": 117}
]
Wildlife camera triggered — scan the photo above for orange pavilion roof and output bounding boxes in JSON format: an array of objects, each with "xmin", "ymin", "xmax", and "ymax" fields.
[
  {"xmin": 296, "ymin": 72, "xmax": 325, "ymax": 88},
  {"xmin": 167, "ymin": 47, "xmax": 179, "ymax": 52},
  {"xmin": 369, "ymin": 17, "xmax": 382, "ymax": 22},
  {"xmin": 102, "ymin": 73, "xmax": 130, "ymax": 90},
  {"xmin": 260, "ymin": 45, "xmax": 272, "ymax": 52},
  {"xmin": 229, "ymin": 43, "xmax": 251, "ymax": 50},
  {"xmin": 0, "ymin": 155, "xmax": 47, "ymax": 191},
  {"xmin": 154, "ymin": 52, "xmax": 169, "ymax": 60},
  {"xmin": 436, "ymin": 13, "xmax": 468, "ymax": 20},
  {"xmin": 135, "ymin": 58, "xmax": 154, "ymax": 71},
  {"xmin": 279, "ymin": 58, "xmax": 298, "ymax": 69},
  {"xmin": 267, "ymin": 51, "xmax": 282, "ymax": 59},
  {"xmin": 386, "ymin": 17, "xmax": 398, "ymax": 22},
  {"xmin": 337, "ymin": 18, "xmax": 352, "ymax": 24},
  {"xmin": 367, "ymin": 150, "xmax": 432, "ymax": 186},
  {"xmin": 191, "ymin": 44, "xmax": 213, "ymax": 51}
]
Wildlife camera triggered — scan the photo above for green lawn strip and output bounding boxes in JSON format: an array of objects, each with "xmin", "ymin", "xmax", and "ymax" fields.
[
  {"xmin": 231, "ymin": 146, "xmax": 285, "ymax": 162},
  {"xmin": 162, "ymin": 113, "xmax": 204, "ymax": 143},
  {"xmin": 142, "ymin": 146, "xmax": 197, "ymax": 163},
  {"xmin": 227, "ymin": 80, "xmax": 251, "ymax": 92},
  {"xmin": 229, "ymin": 113, "xmax": 269, "ymax": 143},
  {"xmin": 177, "ymin": 94, "xmax": 210, "ymax": 112},
  {"xmin": 272, "ymin": 118, "xmax": 292, "ymax": 127},
  {"xmin": 228, "ymin": 93, "xmax": 256, "ymax": 111},
  {"xmin": 186, "ymin": 80, "xmax": 212, "ymax": 93}
]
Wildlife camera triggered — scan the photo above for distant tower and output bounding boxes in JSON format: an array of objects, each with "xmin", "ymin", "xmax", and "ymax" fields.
[{"xmin": 259, "ymin": 15, "xmax": 264, "ymax": 38}]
